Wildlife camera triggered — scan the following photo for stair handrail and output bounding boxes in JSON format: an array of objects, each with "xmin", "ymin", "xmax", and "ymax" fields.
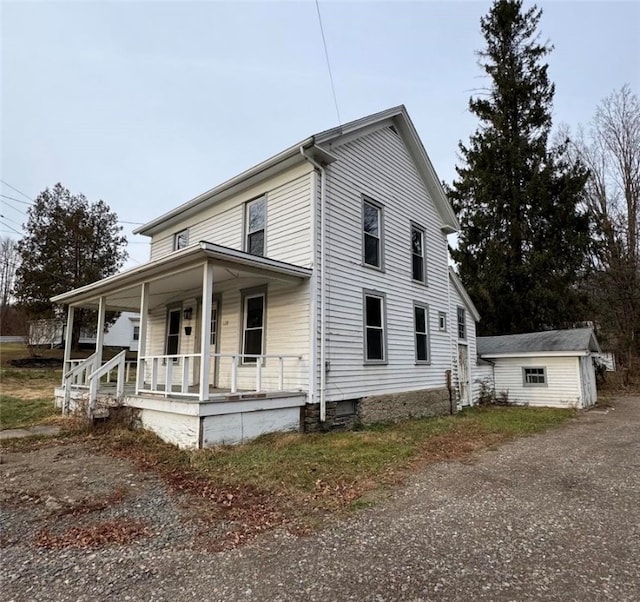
[
  {"xmin": 88, "ymin": 350, "xmax": 127, "ymax": 419},
  {"xmin": 63, "ymin": 352, "xmax": 98, "ymax": 415}
]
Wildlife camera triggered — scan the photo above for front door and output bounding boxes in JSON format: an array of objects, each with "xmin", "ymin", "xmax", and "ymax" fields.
[
  {"xmin": 458, "ymin": 344, "xmax": 470, "ymax": 406},
  {"xmin": 208, "ymin": 299, "xmax": 219, "ymax": 388}
]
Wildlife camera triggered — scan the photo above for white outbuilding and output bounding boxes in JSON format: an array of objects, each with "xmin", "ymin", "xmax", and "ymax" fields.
[{"xmin": 476, "ymin": 328, "xmax": 601, "ymax": 409}]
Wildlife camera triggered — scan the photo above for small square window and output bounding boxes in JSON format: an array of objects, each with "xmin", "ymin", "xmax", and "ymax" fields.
[
  {"xmin": 438, "ymin": 312, "xmax": 447, "ymax": 332},
  {"xmin": 174, "ymin": 229, "xmax": 188, "ymax": 251},
  {"xmin": 523, "ymin": 367, "xmax": 547, "ymax": 386}
]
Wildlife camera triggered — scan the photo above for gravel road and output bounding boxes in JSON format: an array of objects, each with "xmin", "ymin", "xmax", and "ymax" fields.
[{"xmin": 2, "ymin": 397, "xmax": 639, "ymax": 601}]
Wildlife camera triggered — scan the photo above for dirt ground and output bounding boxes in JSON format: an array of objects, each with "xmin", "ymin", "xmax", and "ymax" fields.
[{"xmin": 2, "ymin": 396, "xmax": 639, "ymax": 601}]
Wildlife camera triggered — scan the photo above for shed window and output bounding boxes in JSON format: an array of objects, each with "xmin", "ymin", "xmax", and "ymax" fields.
[
  {"xmin": 523, "ymin": 367, "xmax": 547, "ymax": 386},
  {"xmin": 411, "ymin": 225, "xmax": 426, "ymax": 282},
  {"xmin": 364, "ymin": 292, "xmax": 386, "ymax": 363},
  {"xmin": 363, "ymin": 199, "xmax": 383, "ymax": 268},
  {"xmin": 245, "ymin": 197, "xmax": 266, "ymax": 256}
]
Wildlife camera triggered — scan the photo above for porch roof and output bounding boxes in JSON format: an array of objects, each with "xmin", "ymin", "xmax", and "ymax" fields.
[{"xmin": 51, "ymin": 242, "xmax": 312, "ymax": 310}]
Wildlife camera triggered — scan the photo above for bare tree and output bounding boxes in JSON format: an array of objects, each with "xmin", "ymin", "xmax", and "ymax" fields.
[
  {"xmin": 569, "ymin": 85, "xmax": 640, "ymax": 373},
  {"xmin": 0, "ymin": 236, "xmax": 20, "ymax": 327}
]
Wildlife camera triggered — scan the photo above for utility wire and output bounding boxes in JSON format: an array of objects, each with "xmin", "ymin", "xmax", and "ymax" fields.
[
  {"xmin": 0, "ymin": 179, "xmax": 33, "ymax": 202},
  {"xmin": 1, "ymin": 199, "xmax": 27, "ymax": 216},
  {"xmin": 0, "ymin": 214, "xmax": 23, "ymax": 228},
  {"xmin": 0, "ymin": 220, "xmax": 22, "ymax": 236},
  {"xmin": 0, "ymin": 193, "xmax": 31, "ymax": 206},
  {"xmin": 315, "ymin": 0, "xmax": 341, "ymax": 125}
]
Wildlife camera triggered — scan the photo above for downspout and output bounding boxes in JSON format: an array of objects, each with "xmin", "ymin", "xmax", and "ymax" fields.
[{"xmin": 300, "ymin": 145, "xmax": 327, "ymax": 422}]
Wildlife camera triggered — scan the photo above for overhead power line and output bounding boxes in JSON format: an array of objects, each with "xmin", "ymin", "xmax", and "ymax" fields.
[
  {"xmin": 0, "ymin": 179, "xmax": 33, "ymax": 202},
  {"xmin": 0, "ymin": 193, "xmax": 31, "ymax": 206},
  {"xmin": 1, "ymin": 199, "xmax": 27, "ymax": 215},
  {"xmin": 0, "ymin": 220, "xmax": 22, "ymax": 236},
  {"xmin": 315, "ymin": 0, "xmax": 341, "ymax": 125}
]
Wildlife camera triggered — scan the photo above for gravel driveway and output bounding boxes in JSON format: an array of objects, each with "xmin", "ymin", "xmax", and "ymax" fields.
[{"xmin": 2, "ymin": 396, "xmax": 639, "ymax": 601}]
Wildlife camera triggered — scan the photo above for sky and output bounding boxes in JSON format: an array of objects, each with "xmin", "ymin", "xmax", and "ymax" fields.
[{"xmin": 1, "ymin": 0, "xmax": 639, "ymax": 269}]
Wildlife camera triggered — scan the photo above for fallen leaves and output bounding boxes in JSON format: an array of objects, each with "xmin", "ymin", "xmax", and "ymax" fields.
[{"xmin": 35, "ymin": 520, "xmax": 150, "ymax": 550}]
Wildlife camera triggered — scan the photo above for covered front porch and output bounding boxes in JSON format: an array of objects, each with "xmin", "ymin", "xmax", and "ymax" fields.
[{"xmin": 51, "ymin": 242, "xmax": 313, "ymax": 447}]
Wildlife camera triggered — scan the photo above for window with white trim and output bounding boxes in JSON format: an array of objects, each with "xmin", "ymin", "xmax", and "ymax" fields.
[
  {"xmin": 438, "ymin": 311, "xmax": 447, "ymax": 332},
  {"xmin": 210, "ymin": 304, "xmax": 218, "ymax": 345},
  {"xmin": 363, "ymin": 198, "xmax": 382, "ymax": 268},
  {"xmin": 364, "ymin": 292, "xmax": 386, "ymax": 363},
  {"xmin": 245, "ymin": 197, "xmax": 266, "ymax": 256},
  {"xmin": 242, "ymin": 291, "xmax": 265, "ymax": 362},
  {"xmin": 165, "ymin": 308, "xmax": 181, "ymax": 359},
  {"xmin": 457, "ymin": 306, "xmax": 466, "ymax": 340},
  {"xmin": 411, "ymin": 225, "xmax": 426, "ymax": 283},
  {"xmin": 414, "ymin": 303, "xmax": 430, "ymax": 363},
  {"xmin": 174, "ymin": 229, "xmax": 188, "ymax": 251},
  {"xmin": 523, "ymin": 367, "xmax": 547, "ymax": 386},
  {"xmin": 132, "ymin": 325, "xmax": 140, "ymax": 341}
]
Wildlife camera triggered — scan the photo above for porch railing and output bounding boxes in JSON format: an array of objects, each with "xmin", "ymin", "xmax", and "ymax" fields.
[
  {"xmin": 136, "ymin": 352, "xmax": 304, "ymax": 400},
  {"xmin": 66, "ymin": 358, "xmax": 137, "ymax": 383},
  {"xmin": 137, "ymin": 353, "xmax": 202, "ymax": 398},
  {"xmin": 63, "ymin": 353, "xmax": 98, "ymax": 414},
  {"xmin": 87, "ymin": 350, "xmax": 127, "ymax": 418}
]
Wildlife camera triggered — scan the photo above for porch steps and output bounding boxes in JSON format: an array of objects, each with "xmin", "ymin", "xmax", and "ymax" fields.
[{"xmin": 92, "ymin": 407, "xmax": 110, "ymax": 420}]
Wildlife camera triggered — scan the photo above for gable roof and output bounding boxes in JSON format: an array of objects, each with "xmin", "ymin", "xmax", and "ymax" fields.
[
  {"xmin": 135, "ymin": 106, "xmax": 459, "ymax": 236},
  {"xmin": 477, "ymin": 328, "xmax": 601, "ymax": 357}
]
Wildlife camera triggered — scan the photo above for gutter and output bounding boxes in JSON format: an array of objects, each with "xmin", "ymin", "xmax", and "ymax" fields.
[{"xmin": 300, "ymin": 144, "xmax": 331, "ymax": 422}]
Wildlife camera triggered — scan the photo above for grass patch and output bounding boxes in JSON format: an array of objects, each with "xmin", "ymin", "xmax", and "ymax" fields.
[
  {"xmin": 0, "ymin": 395, "xmax": 59, "ymax": 430},
  {"xmin": 93, "ymin": 405, "xmax": 573, "ymax": 549}
]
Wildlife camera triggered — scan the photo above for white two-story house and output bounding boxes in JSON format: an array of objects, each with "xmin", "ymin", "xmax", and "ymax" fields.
[{"xmin": 52, "ymin": 106, "xmax": 479, "ymax": 448}]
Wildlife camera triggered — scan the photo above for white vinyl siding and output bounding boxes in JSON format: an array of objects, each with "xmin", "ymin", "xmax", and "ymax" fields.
[
  {"xmin": 144, "ymin": 280, "xmax": 310, "ymax": 392},
  {"xmin": 492, "ymin": 356, "xmax": 582, "ymax": 408},
  {"xmin": 321, "ymin": 125, "xmax": 455, "ymax": 401},
  {"xmin": 148, "ymin": 164, "xmax": 313, "ymax": 267}
]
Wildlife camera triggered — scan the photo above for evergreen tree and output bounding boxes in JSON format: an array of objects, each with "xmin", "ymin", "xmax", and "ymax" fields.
[
  {"xmin": 449, "ymin": 0, "xmax": 592, "ymax": 335},
  {"xmin": 14, "ymin": 183, "xmax": 127, "ymax": 347}
]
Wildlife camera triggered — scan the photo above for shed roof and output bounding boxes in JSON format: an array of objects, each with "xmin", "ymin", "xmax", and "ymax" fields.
[{"xmin": 477, "ymin": 328, "xmax": 601, "ymax": 357}]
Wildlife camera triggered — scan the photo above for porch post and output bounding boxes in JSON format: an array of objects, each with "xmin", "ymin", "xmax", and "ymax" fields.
[
  {"xmin": 199, "ymin": 261, "xmax": 214, "ymax": 401},
  {"xmin": 95, "ymin": 296, "xmax": 106, "ymax": 370},
  {"xmin": 136, "ymin": 282, "xmax": 149, "ymax": 393},
  {"xmin": 62, "ymin": 306, "xmax": 75, "ymax": 384}
]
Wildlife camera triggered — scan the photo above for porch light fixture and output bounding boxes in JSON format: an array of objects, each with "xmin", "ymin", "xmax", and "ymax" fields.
[{"xmin": 183, "ymin": 307, "xmax": 193, "ymax": 321}]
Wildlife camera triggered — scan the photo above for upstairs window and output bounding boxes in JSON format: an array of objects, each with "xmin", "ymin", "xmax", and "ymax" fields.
[
  {"xmin": 523, "ymin": 367, "xmax": 547, "ymax": 386},
  {"xmin": 174, "ymin": 229, "xmax": 188, "ymax": 250},
  {"xmin": 414, "ymin": 304, "xmax": 430, "ymax": 363},
  {"xmin": 363, "ymin": 198, "xmax": 383, "ymax": 268},
  {"xmin": 457, "ymin": 306, "xmax": 466, "ymax": 340},
  {"xmin": 364, "ymin": 291, "xmax": 386, "ymax": 363},
  {"xmin": 132, "ymin": 325, "xmax": 140, "ymax": 341},
  {"xmin": 411, "ymin": 225, "xmax": 426, "ymax": 283},
  {"xmin": 245, "ymin": 197, "xmax": 266, "ymax": 256}
]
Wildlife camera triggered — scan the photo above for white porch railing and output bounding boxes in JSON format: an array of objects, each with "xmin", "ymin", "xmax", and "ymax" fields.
[
  {"xmin": 66, "ymin": 359, "xmax": 137, "ymax": 383},
  {"xmin": 137, "ymin": 353, "xmax": 201, "ymax": 398},
  {"xmin": 136, "ymin": 353, "xmax": 304, "ymax": 400},
  {"xmin": 87, "ymin": 350, "xmax": 127, "ymax": 418},
  {"xmin": 63, "ymin": 351, "xmax": 130, "ymax": 417},
  {"xmin": 63, "ymin": 353, "xmax": 98, "ymax": 414}
]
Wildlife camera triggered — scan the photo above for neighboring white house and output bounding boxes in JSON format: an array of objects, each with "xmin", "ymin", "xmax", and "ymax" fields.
[
  {"xmin": 29, "ymin": 312, "xmax": 140, "ymax": 350},
  {"xmin": 476, "ymin": 328, "xmax": 601, "ymax": 409},
  {"xmin": 51, "ymin": 106, "xmax": 480, "ymax": 448}
]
